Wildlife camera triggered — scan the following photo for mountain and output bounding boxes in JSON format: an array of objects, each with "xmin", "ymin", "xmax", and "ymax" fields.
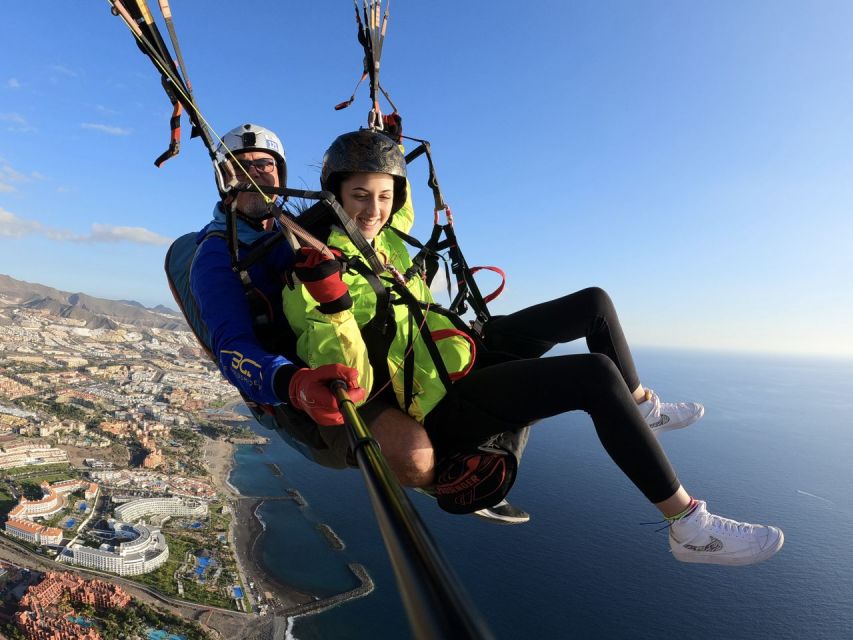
[{"xmin": 0, "ymin": 273, "xmax": 186, "ymax": 331}]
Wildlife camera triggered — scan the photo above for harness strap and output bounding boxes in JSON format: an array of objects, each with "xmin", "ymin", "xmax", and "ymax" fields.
[
  {"xmin": 323, "ymin": 197, "xmax": 386, "ymax": 275},
  {"xmin": 390, "ymin": 226, "xmax": 446, "ymax": 293},
  {"xmin": 122, "ymin": 0, "xmax": 188, "ymax": 167},
  {"xmin": 156, "ymin": 0, "xmax": 201, "ymax": 140},
  {"xmin": 469, "ymin": 266, "xmax": 506, "ymax": 305},
  {"xmin": 444, "ymin": 223, "xmax": 492, "ymax": 326},
  {"xmin": 403, "ymin": 311, "xmax": 415, "ymax": 413},
  {"xmin": 349, "ymin": 259, "xmax": 396, "ymax": 403},
  {"xmin": 154, "ymin": 96, "xmax": 182, "ymax": 167},
  {"xmin": 388, "ymin": 280, "xmax": 455, "ymax": 393},
  {"xmin": 404, "ymin": 141, "xmax": 447, "ymax": 212}
]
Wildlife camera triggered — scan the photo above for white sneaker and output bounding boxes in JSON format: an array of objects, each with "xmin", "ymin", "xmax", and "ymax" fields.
[
  {"xmin": 638, "ymin": 388, "xmax": 704, "ymax": 435},
  {"xmin": 669, "ymin": 500, "xmax": 784, "ymax": 566},
  {"xmin": 473, "ymin": 499, "xmax": 530, "ymax": 525}
]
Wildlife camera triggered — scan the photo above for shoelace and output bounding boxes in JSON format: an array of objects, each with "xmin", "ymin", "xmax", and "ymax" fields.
[
  {"xmin": 697, "ymin": 512, "xmax": 755, "ymax": 539},
  {"xmin": 641, "ymin": 498, "xmax": 700, "ymax": 533},
  {"xmin": 639, "ymin": 519, "xmax": 672, "ymax": 533}
]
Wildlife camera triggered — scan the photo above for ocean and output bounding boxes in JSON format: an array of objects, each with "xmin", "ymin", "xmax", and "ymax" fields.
[{"xmin": 228, "ymin": 348, "xmax": 853, "ymax": 639}]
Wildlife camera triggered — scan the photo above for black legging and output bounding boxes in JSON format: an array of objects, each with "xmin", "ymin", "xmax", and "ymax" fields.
[
  {"xmin": 484, "ymin": 287, "xmax": 640, "ymax": 391},
  {"xmin": 424, "ymin": 288, "xmax": 679, "ymax": 504}
]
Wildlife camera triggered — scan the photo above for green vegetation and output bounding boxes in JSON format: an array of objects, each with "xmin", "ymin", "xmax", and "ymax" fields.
[
  {"xmin": 2, "ymin": 624, "xmax": 26, "ymax": 639},
  {"xmin": 17, "ymin": 396, "xmax": 95, "ymax": 422},
  {"xmin": 231, "ymin": 424, "xmax": 256, "ymax": 438},
  {"xmin": 127, "ymin": 534, "xmax": 238, "ymax": 610},
  {"xmin": 6, "ymin": 463, "xmax": 76, "ymax": 483},
  {"xmin": 127, "ymin": 535, "xmax": 192, "ymax": 595},
  {"xmin": 128, "ymin": 601, "xmax": 208, "ymax": 640},
  {"xmin": 0, "ymin": 483, "xmax": 17, "ymax": 513},
  {"xmin": 171, "ymin": 426, "xmax": 203, "ymax": 447},
  {"xmin": 179, "ymin": 574, "xmax": 234, "ymax": 610},
  {"xmin": 1, "ymin": 600, "xmax": 207, "ymax": 640},
  {"xmin": 207, "ymin": 502, "xmax": 231, "ymax": 532}
]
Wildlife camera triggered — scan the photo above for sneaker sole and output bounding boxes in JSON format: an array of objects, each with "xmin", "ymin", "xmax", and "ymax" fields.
[
  {"xmin": 671, "ymin": 527, "xmax": 784, "ymax": 566},
  {"xmin": 653, "ymin": 405, "xmax": 705, "ymax": 436},
  {"xmin": 471, "ymin": 511, "xmax": 530, "ymax": 525}
]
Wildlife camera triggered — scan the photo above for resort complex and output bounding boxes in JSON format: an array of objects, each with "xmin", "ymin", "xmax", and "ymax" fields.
[
  {"xmin": 13, "ymin": 572, "xmax": 131, "ymax": 640},
  {"xmin": 114, "ymin": 495, "xmax": 208, "ymax": 522},
  {"xmin": 8, "ymin": 479, "xmax": 99, "ymax": 520},
  {"xmin": 4, "ymin": 479, "xmax": 99, "ymax": 547},
  {"xmin": 62, "ymin": 521, "xmax": 170, "ymax": 576},
  {"xmin": 0, "ymin": 443, "xmax": 68, "ymax": 470},
  {"xmin": 4, "ymin": 519, "xmax": 63, "ymax": 547}
]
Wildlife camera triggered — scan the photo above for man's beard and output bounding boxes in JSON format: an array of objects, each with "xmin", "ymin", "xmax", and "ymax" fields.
[{"xmin": 236, "ymin": 192, "xmax": 270, "ymax": 218}]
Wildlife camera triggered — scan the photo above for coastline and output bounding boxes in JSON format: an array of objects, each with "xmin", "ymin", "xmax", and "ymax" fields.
[
  {"xmin": 203, "ymin": 434, "xmax": 314, "ymax": 610},
  {"xmin": 202, "ymin": 415, "xmax": 376, "ymax": 624},
  {"xmin": 232, "ymin": 496, "xmax": 315, "ymax": 610}
]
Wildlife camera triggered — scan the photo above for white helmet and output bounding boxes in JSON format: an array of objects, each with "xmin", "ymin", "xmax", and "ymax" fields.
[{"xmin": 215, "ymin": 123, "xmax": 287, "ymax": 194}]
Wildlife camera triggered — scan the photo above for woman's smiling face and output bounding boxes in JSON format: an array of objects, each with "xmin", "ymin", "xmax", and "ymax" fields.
[{"xmin": 339, "ymin": 172, "xmax": 396, "ymax": 241}]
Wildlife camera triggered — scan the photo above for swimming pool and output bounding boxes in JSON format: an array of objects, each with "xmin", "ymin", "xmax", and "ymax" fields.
[
  {"xmin": 66, "ymin": 615, "xmax": 94, "ymax": 628},
  {"xmin": 146, "ymin": 631, "xmax": 186, "ymax": 640}
]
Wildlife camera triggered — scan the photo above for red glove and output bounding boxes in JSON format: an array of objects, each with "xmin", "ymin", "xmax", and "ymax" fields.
[
  {"xmin": 381, "ymin": 113, "xmax": 403, "ymax": 143},
  {"xmin": 288, "ymin": 364, "xmax": 366, "ymax": 426},
  {"xmin": 294, "ymin": 247, "xmax": 351, "ymax": 314}
]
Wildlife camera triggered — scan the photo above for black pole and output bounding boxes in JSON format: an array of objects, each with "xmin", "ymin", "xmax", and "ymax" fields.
[{"xmin": 331, "ymin": 381, "xmax": 494, "ymax": 640}]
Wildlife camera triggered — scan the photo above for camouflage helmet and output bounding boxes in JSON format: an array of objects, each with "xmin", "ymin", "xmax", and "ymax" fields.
[{"xmin": 320, "ymin": 129, "xmax": 407, "ymax": 213}]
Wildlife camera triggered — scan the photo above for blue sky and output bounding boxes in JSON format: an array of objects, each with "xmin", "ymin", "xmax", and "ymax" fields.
[{"xmin": 1, "ymin": 1, "xmax": 851, "ymax": 358}]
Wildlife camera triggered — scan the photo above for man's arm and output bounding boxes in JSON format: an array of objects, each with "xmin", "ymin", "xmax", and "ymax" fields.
[{"xmin": 191, "ymin": 237, "xmax": 294, "ymax": 405}]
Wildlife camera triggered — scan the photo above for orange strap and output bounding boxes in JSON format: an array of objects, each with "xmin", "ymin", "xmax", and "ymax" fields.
[{"xmin": 469, "ymin": 266, "xmax": 506, "ymax": 304}]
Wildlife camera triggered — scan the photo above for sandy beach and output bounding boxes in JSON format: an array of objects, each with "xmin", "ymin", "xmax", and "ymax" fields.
[
  {"xmin": 203, "ymin": 436, "xmax": 240, "ymax": 498},
  {"xmin": 202, "ymin": 434, "xmax": 316, "ymax": 613}
]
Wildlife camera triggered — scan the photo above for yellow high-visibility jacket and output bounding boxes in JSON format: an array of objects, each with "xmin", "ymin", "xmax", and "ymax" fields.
[{"xmin": 282, "ymin": 193, "xmax": 473, "ymax": 422}]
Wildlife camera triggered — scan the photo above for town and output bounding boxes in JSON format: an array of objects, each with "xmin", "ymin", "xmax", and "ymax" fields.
[{"xmin": 0, "ymin": 297, "xmax": 269, "ymax": 640}]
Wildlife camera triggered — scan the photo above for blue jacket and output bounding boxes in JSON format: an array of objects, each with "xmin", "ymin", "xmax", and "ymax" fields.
[{"xmin": 190, "ymin": 204, "xmax": 297, "ymax": 405}]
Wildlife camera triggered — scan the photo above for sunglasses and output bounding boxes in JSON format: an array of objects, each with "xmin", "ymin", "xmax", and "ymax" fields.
[{"xmin": 232, "ymin": 158, "xmax": 277, "ymax": 175}]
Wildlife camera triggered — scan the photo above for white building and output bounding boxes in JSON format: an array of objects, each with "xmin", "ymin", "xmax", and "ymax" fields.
[
  {"xmin": 7, "ymin": 480, "xmax": 98, "ymax": 521},
  {"xmin": 0, "ymin": 443, "xmax": 68, "ymax": 469},
  {"xmin": 62, "ymin": 521, "xmax": 169, "ymax": 576},
  {"xmin": 114, "ymin": 496, "xmax": 208, "ymax": 522},
  {"xmin": 4, "ymin": 519, "xmax": 63, "ymax": 546}
]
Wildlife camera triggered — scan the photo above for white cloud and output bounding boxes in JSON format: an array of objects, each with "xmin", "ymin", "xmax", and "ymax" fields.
[
  {"xmin": 6, "ymin": 78, "xmax": 20, "ymax": 89},
  {"xmin": 0, "ymin": 208, "xmax": 172, "ymax": 246},
  {"xmin": 0, "ymin": 161, "xmax": 31, "ymax": 192},
  {"xmin": 85, "ymin": 224, "xmax": 172, "ymax": 246},
  {"xmin": 0, "ymin": 112, "xmax": 36, "ymax": 133},
  {"xmin": 81, "ymin": 123, "xmax": 132, "ymax": 136},
  {"xmin": 49, "ymin": 64, "xmax": 79, "ymax": 78},
  {"xmin": 0, "ymin": 208, "xmax": 52, "ymax": 237},
  {"xmin": 0, "ymin": 113, "xmax": 28, "ymax": 125}
]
